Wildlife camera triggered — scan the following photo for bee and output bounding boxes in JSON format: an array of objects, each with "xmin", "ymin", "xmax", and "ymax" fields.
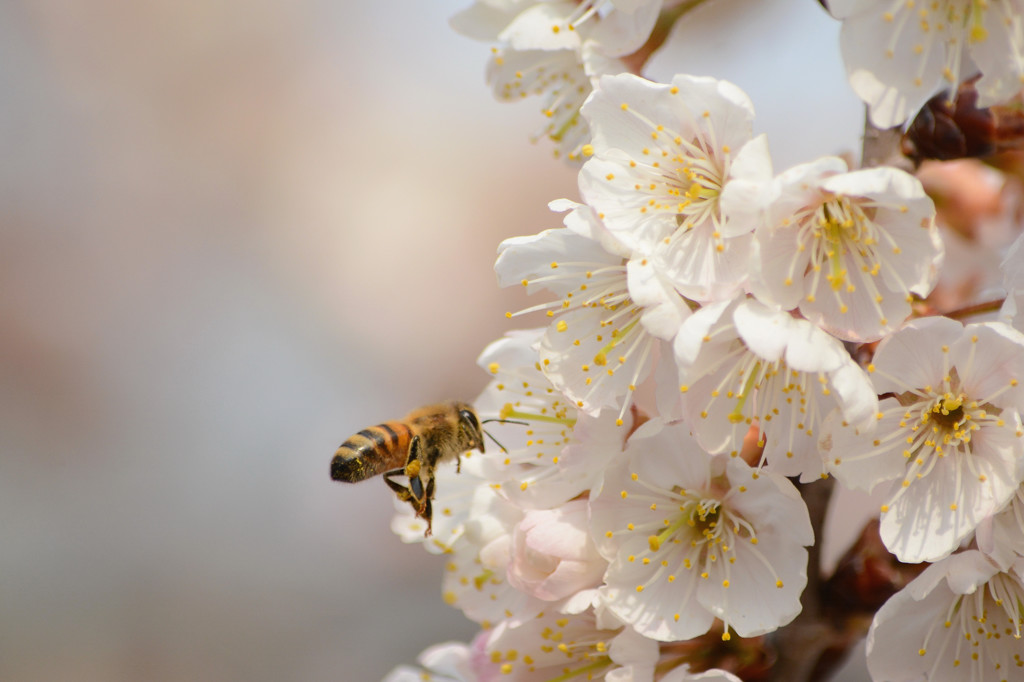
[{"xmin": 331, "ymin": 401, "xmax": 486, "ymax": 535}]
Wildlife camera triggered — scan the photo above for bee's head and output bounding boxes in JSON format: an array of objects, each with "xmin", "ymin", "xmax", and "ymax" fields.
[{"xmin": 456, "ymin": 402, "xmax": 485, "ymax": 454}]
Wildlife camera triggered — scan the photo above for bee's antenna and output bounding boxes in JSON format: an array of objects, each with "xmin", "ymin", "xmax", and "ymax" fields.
[
  {"xmin": 481, "ymin": 418, "xmax": 529, "ymax": 426},
  {"xmin": 481, "ymin": 417, "xmax": 528, "ymax": 454},
  {"xmin": 483, "ymin": 429, "xmax": 510, "ymax": 454}
]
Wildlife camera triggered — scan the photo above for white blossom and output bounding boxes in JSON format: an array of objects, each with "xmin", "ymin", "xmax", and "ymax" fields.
[
  {"xmin": 589, "ymin": 419, "xmax": 813, "ymax": 641},
  {"xmin": 578, "ymin": 73, "xmax": 773, "ymax": 302},
  {"xmin": 829, "ymin": 0, "xmax": 1024, "ymax": 127},
  {"xmin": 674, "ymin": 296, "xmax": 878, "ymax": 481},
  {"xmin": 474, "ymin": 329, "xmax": 615, "ymax": 510},
  {"xmin": 454, "ymin": 1, "xmax": 663, "ymax": 160},
  {"xmin": 480, "ymin": 609, "xmax": 660, "ymax": 681},
  {"xmin": 823, "ymin": 316, "xmax": 1024, "ymax": 563},
  {"xmin": 866, "ymin": 550, "xmax": 1024, "ymax": 682},
  {"xmin": 496, "ymin": 203, "xmax": 683, "ymax": 422},
  {"xmin": 750, "ymin": 156, "xmax": 942, "ymax": 343}
]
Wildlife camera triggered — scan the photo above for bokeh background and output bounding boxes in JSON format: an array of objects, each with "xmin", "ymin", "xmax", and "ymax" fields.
[{"xmin": 0, "ymin": 1, "xmax": 870, "ymax": 680}]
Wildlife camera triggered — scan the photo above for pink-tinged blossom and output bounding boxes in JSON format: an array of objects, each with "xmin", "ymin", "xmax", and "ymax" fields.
[
  {"xmin": 829, "ymin": 0, "xmax": 1024, "ymax": 128},
  {"xmin": 866, "ymin": 550, "xmax": 1024, "ymax": 681},
  {"xmin": 507, "ymin": 499, "xmax": 608, "ymax": 604},
  {"xmin": 823, "ymin": 317, "xmax": 1024, "ymax": 563},
  {"xmin": 495, "ymin": 203, "xmax": 685, "ymax": 422},
  {"xmin": 478, "ymin": 609, "xmax": 659, "ymax": 681},
  {"xmin": 384, "ymin": 641, "xmax": 479, "ymax": 682},
  {"xmin": 437, "ymin": 484, "xmax": 546, "ymax": 627},
  {"xmin": 750, "ymin": 156, "xmax": 942, "ymax": 343},
  {"xmin": 579, "ymin": 73, "xmax": 773, "ymax": 302},
  {"xmin": 674, "ymin": 296, "xmax": 877, "ymax": 481},
  {"xmin": 589, "ymin": 419, "xmax": 813, "ymax": 641}
]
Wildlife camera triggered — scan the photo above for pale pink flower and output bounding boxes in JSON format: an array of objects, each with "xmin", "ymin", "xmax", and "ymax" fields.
[{"xmin": 507, "ymin": 499, "xmax": 608, "ymax": 604}]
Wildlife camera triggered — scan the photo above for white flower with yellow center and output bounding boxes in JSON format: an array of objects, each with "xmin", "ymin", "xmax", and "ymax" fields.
[
  {"xmin": 866, "ymin": 550, "xmax": 1024, "ymax": 682},
  {"xmin": 579, "ymin": 73, "xmax": 773, "ymax": 302},
  {"xmin": 496, "ymin": 204, "xmax": 688, "ymax": 422},
  {"xmin": 474, "ymin": 329, "xmax": 596, "ymax": 510},
  {"xmin": 481, "ymin": 609, "xmax": 659, "ymax": 681},
  {"xmin": 488, "ymin": 44, "xmax": 624, "ymax": 161},
  {"xmin": 822, "ymin": 317, "xmax": 1024, "ymax": 563},
  {"xmin": 454, "ymin": 1, "xmax": 662, "ymax": 161},
  {"xmin": 829, "ymin": 0, "xmax": 1024, "ymax": 127},
  {"xmin": 589, "ymin": 419, "xmax": 813, "ymax": 641},
  {"xmin": 674, "ymin": 296, "xmax": 878, "ymax": 482},
  {"xmin": 750, "ymin": 156, "xmax": 942, "ymax": 343}
]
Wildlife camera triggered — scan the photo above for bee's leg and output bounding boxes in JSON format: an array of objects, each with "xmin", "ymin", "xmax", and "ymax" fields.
[
  {"xmin": 420, "ymin": 497, "xmax": 433, "ymax": 537},
  {"xmin": 383, "ymin": 469, "xmax": 412, "ymax": 500},
  {"xmin": 455, "ymin": 454, "xmax": 461, "ymax": 474},
  {"xmin": 402, "ymin": 436, "xmax": 426, "ymax": 502}
]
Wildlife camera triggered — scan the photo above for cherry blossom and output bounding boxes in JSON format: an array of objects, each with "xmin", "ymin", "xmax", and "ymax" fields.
[
  {"xmin": 829, "ymin": 0, "xmax": 1024, "ymax": 127},
  {"xmin": 823, "ymin": 317, "xmax": 1024, "ymax": 562},
  {"xmin": 750, "ymin": 156, "xmax": 942, "ymax": 342},
  {"xmin": 589, "ymin": 419, "xmax": 813, "ymax": 641},
  {"xmin": 674, "ymin": 296, "xmax": 878, "ymax": 481},
  {"xmin": 453, "ymin": 1, "xmax": 663, "ymax": 160},
  {"xmin": 578, "ymin": 72, "xmax": 773, "ymax": 302},
  {"xmin": 480, "ymin": 609, "xmax": 660, "ymax": 681},
  {"xmin": 866, "ymin": 550, "xmax": 1024, "ymax": 682},
  {"xmin": 507, "ymin": 499, "xmax": 608, "ymax": 604},
  {"xmin": 473, "ymin": 329, "xmax": 607, "ymax": 510},
  {"xmin": 495, "ymin": 203, "xmax": 684, "ymax": 422}
]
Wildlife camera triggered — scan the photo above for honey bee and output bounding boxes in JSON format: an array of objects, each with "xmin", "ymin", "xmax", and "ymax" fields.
[{"xmin": 331, "ymin": 401, "xmax": 486, "ymax": 535}]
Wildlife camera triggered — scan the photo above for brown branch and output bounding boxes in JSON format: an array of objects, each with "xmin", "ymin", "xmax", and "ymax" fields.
[{"xmin": 934, "ymin": 297, "xmax": 1006, "ymax": 321}]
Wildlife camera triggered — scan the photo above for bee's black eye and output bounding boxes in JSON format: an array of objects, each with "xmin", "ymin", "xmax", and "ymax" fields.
[{"xmin": 460, "ymin": 409, "xmax": 480, "ymax": 433}]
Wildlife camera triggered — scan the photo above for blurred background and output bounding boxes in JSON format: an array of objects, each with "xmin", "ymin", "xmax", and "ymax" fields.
[{"xmin": 0, "ymin": 1, "xmax": 867, "ymax": 680}]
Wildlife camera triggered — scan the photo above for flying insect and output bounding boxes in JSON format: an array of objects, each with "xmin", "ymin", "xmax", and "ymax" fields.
[{"xmin": 331, "ymin": 401, "xmax": 486, "ymax": 535}]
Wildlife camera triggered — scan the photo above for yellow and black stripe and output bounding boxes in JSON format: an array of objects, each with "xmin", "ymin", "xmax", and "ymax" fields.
[{"xmin": 331, "ymin": 421, "xmax": 413, "ymax": 482}]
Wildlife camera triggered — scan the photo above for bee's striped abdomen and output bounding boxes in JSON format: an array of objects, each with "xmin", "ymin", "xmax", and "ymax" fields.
[{"xmin": 331, "ymin": 421, "xmax": 413, "ymax": 482}]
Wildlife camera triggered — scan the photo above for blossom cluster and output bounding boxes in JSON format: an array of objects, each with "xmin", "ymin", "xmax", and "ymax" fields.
[{"xmin": 380, "ymin": 1, "xmax": 1024, "ymax": 681}]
